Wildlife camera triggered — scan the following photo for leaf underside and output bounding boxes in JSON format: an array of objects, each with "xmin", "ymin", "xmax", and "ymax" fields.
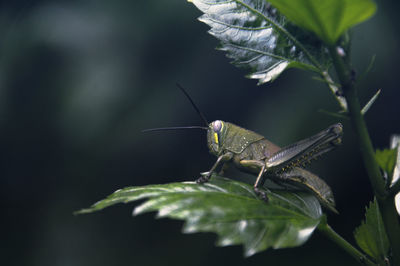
[
  {"xmin": 78, "ymin": 176, "xmax": 323, "ymax": 256},
  {"xmin": 188, "ymin": 0, "xmax": 330, "ymax": 84},
  {"xmin": 354, "ymin": 198, "xmax": 389, "ymax": 263},
  {"xmin": 266, "ymin": 0, "xmax": 377, "ymax": 45}
]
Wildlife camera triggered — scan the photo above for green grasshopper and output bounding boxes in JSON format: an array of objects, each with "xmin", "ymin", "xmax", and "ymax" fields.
[{"xmin": 144, "ymin": 85, "xmax": 343, "ymax": 213}]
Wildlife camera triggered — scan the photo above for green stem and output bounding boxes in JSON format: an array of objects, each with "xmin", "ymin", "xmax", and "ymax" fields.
[
  {"xmin": 320, "ymin": 71, "xmax": 348, "ymax": 111},
  {"xmin": 329, "ymin": 45, "xmax": 400, "ymax": 266},
  {"xmin": 318, "ymin": 221, "xmax": 376, "ymax": 266},
  {"xmin": 389, "ymin": 180, "xmax": 400, "ymax": 196}
]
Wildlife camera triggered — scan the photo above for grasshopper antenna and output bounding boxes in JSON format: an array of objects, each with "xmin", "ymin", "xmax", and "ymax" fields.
[
  {"xmin": 142, "ymin": 84, "xmax": 209, "ymax": 133},
  {"xmin": 176, "ymin": 83, "xmax": 209, "ymax": 126},
  {"xmin": 142, "ymin": 126, "xmax": 208, "ymax": 133}
]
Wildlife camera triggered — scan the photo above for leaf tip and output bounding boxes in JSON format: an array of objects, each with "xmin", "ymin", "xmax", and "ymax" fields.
[
  {"xmin": 244, "ymin": 248, "xmax": 257, "ymax": 258},
  {"xmin": 73, "ymin": 208, "xmax": 91, "ymax": 215},
  {"xmin": 132, "ymin": 206, "xmax": 143, "ymax": 216},
  {"xmin": 247, "ymin": 61, "xmax": 289, "ymax": 84}
]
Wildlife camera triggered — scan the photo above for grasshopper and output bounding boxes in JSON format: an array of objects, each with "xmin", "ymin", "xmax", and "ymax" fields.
[{"xmin": 144, "ymin": 85, "xmax": 343, "ymax": 213}]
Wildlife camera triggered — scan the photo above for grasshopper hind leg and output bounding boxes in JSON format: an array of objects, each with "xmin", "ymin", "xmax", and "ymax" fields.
[
  {"xmin": 239, "ymin": 159, "xmax": 269, "ymax": 202},
  {"xmin": 254, "ymin": 164, "xmax": 268, "ymax": 202}
]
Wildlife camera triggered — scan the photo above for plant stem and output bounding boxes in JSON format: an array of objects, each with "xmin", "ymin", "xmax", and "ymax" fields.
[
  {"xmin": 389, "ymin": 180, "xmax": 400, "ymax": 196},
  {"xmin": 329, "ymin": 45, "xmax": 400, "ymax": 266},
  {"xmin": 318, "ymin": 221, "xmax": 376, "ymax": 266}
]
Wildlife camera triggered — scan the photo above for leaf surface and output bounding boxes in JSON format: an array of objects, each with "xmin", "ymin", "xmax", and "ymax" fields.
[{"xmin": 78, "ymin": 176, "xmax": 323, "ymax": 256}]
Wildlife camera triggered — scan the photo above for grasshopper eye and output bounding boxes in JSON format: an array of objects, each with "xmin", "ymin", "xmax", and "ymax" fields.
[{"xmin": 213, "ymin": 120, "xmax": 222, "ymax": 132}]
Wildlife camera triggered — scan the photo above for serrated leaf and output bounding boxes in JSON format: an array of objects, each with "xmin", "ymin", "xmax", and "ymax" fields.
[
  {"xmin": 77, "ymin": 176, "xmax": 323, "ymax": 256},
  {"xmin": 267, "ymin": 0, "xmax": 377, "ymax": 45},
  {"xmin": 188, "ymin": 0, "xmax": 331, "ymax": 84},
  {"xmin": 354, "ymin": 198, "xmax": 389, "ymax": 262},
  {"xmin": 375, "ymin": 148, "xmax": 398, "ymax": 186}
]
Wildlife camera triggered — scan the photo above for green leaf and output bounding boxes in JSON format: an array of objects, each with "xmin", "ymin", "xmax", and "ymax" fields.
[
  {"xmin": 375, "ymin": 148, "xmax": 398, "ymax": 185},
  {"xmin": 354, "ymin": 198, "xmax": 389, "ymax": 263},
  {"xmin": 267, "ymin": 0, "xmax": 377, "ymax": 45},
  {"xmin": 188, "ymin": 0, "xmax": 331, "ymax": 84},
  {"xmin": 77, "ymin": 176, "xmax": 323, "ymax": 256}
]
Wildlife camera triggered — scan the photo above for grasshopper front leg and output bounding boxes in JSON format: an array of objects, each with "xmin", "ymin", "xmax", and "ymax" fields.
[
  {"xmin": 197, "ymin": 152, "xmax": 233, "ymax": 183},
  {"xmin": 218, "ymin": 162, "xmax": 230, "ymax": 176}
]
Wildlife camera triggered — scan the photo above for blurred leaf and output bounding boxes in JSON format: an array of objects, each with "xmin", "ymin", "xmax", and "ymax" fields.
[
  {"xmin": 389, "ymin": 135, "xmax": 400, "ymax": 188},
  {"xmin": 188, "ymin": 0, "xmax": 331, "ymax": 84},
  {"xmin": 375, "ymin": 148, "xmax": 397, "ymax": 185},
  {"xmin": 78, "ymin": 176, "xmax": 323, "ymax": 256},
  {"xmin": 267, "ymin": 0, "xmax": 377, "ymax": 44},
  {"xmin": 354, "ymin": 198, "xmax": 389, "ymax": 263}
]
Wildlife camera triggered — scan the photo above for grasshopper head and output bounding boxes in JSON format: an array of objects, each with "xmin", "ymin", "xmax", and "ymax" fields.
[{"xmin": 207, "ymin": 120, "xmax": 227, "ymax": 156}]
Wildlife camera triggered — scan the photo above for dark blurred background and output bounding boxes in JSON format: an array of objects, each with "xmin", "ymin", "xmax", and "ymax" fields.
[{"xmin": 1, "ymin": 1, "xmax": 399, "ymax": 265}]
